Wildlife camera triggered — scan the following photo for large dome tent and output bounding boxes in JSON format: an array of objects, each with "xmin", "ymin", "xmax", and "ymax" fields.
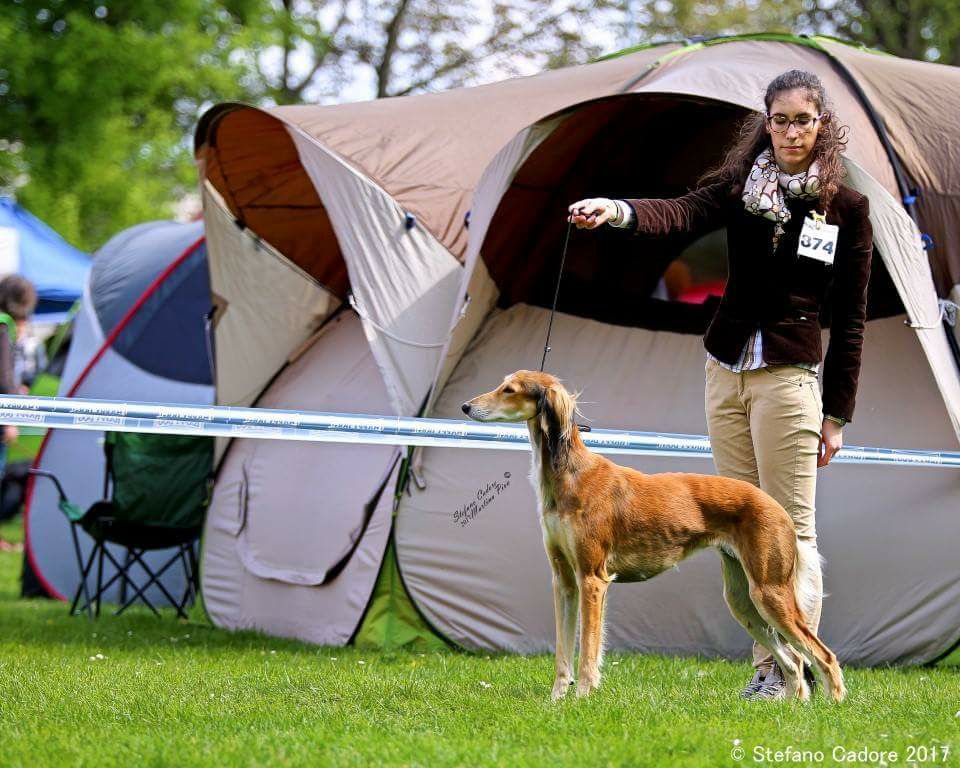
[
  {"xmin": 24, "ymin": 220, "xmax": 213, "ymax": 603},
  {"xmin": 196, "ymin": 34, "xmax": 960, "ymax": 664},
  {"xmin": 399, "ymin": 36, "xmax": 960, "ymax": 665}
]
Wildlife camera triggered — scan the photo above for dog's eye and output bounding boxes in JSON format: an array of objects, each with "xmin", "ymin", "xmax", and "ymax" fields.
[{"xmin": 502, "ymin": 387, "xmax": 515, "ymax": 395}]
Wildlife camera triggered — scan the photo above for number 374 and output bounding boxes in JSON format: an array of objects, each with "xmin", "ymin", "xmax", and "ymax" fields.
[{"xmin": 800, "ymin": 234, "xmax": 834, "ymax": 254}]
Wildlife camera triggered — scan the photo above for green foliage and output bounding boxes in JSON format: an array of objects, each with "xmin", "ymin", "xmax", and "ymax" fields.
[
  {"xmin": 613, "ymin": 0, "xmax": 960, "ymax": 65},
  {"xmin": 0, "ymin": 1, "xmax": 257, "ymax": 250}
]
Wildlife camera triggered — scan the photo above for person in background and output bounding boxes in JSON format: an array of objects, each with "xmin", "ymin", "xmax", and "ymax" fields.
[{"xmin": 0, "ymin": 275, "xmax": 36, "ymax": 550}]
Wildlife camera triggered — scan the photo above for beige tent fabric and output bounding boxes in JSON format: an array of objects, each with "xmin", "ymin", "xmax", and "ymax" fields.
[
  {"xmin": 270, "ymin": 45, "xmax": 677, "ymax": 260},
  {"xmin": 843, "ymin": 157, "xmax": 960, "ymax": 443},
  {"xmin": 286, "ymin": 127, "xmax": 463, "ymax": 415},
  {"xmin": 819, "ymin": 40, "xmax": 960, "ymax": 295},
  {"xmin": 198, "ymin": 107, "xmax": 348, "ymax": 295},
  {"xmin": 426, "ymin": 115, "xmax": 568, "ymax": 413},
  {"xmin": 196, "ymin": 45, "xmax": 677, "ymax": 268},
  {"xmin": 197, "ymin": 37, "xmax": 959, "ymax": 299},
  {"xmin": 397, "ymin": 304, "xmax": 960, "ymax": 662},
  {"xmin": 202, "ymin": 181, "xmax": 339, "ymax": 413}
]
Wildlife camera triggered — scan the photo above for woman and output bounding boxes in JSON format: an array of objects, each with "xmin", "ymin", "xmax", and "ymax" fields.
[{"xmin": 567, "ymin": 69, "xmax": 873, "ymax": 700}]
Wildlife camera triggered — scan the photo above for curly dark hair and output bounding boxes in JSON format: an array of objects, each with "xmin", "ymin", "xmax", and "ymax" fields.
[
  {"xmin": 0, "ymin": 275, "xmax": 37, "ymax": 321},
  {"xmin": 697, "ymin": 69, "xmax": 850, "ymax": 210}
]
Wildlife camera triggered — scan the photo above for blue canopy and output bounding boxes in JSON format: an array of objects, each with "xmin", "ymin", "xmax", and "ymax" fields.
[{"xmin": 0, "ymin": 198, "xmax": 91, "ymax": 321}]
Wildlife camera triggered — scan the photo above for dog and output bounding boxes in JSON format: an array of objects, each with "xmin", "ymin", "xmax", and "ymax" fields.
[{"xmin": 461, "ymin": 370, "xmax": 845, "ymax": 703}]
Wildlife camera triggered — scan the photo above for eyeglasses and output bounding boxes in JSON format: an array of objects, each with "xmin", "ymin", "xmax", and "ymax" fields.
[{"xmin": 765, "ymin": 112, "xmax": 824, "ymax": 134}]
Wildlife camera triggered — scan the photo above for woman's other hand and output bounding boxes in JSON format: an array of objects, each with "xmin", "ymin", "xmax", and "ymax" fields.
[
  {"xmin": 567, "ymin": 198, "xmax": 618, "ymax": 229},
  {"xmin": 817, "ymin": 419, "xmax": 842, "ymax": 467}
]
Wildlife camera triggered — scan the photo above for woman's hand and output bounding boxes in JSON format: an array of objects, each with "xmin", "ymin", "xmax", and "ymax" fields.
[
  {"xmin": 567, "ymin": 198, "xmax": 618, "ymax": 229},
  {"xmin": 817, "ymin": 419, "xmax": 843, "ymax": 467}
]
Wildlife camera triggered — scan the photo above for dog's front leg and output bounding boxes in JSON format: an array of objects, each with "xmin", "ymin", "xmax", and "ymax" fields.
[
  {"xmin": 550, "ymin": 555, "xmax": 578, "ymax": 701},
  {"xmin": 576, "ymin": 573, "xmax": 608, "ymax": 697}
]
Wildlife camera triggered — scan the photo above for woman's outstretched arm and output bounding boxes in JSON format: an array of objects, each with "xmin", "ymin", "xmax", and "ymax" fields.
[{"xmin": 620, "ymin": 182, "xmax": 729, "ymax": 238}]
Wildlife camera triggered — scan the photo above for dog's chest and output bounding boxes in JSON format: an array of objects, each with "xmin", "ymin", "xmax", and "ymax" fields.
[
  {"xmin": 540, "ymin": 510, "xmax": 576, "ymax": 559},
  {"xmin": 528, "ymin": 455, "xmax": 556, "ymax": 512}
]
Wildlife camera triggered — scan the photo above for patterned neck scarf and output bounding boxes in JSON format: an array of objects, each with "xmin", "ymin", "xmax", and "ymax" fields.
[{"xmin": 742, "ymin": 147, "xmax": 821, "ymax": 248}]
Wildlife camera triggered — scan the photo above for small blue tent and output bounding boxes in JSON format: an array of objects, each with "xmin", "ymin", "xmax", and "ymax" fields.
[{"xmin": 0, "ymin": 198, "xmax": 91, "ymax": 321}]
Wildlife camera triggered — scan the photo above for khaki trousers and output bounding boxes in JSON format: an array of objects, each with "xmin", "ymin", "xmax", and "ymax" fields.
[{"xmin": 704, "ymin": 356, "xmax": 824, "ymax": 669}]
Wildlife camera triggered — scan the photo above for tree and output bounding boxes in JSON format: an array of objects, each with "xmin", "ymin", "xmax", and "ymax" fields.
[
  {"xmin": 613, "ymin": 0, "xmax": 805, "ymax": 47},
  {"xmin": 817, "ymin": 0, "xmax": 960, "ymax": 64},
  {"xmin": 610, "ymin": 0, "xmax": 960, "ymax": 66},
  {"xmin": 228, "ymin": 0, "xmax": 617, "ymax": 104},
  {"xmin": 0, "ymin": 0, "xmax": 615, "ymax": 248},
  {"xmin": 0, "ymin": 0, "xmax": 256, "ymax": 250}
]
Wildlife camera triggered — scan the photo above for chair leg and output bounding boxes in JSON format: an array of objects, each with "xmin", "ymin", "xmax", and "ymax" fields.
[
  {"xmin": 68, "ymin": 523, "xmax": 94, "ymax": 618},
  {"xmin": 188, "ymin": 542, "xmax": 200, "ymax": 598},
  {"xmin": 96, "ymin": 547, "xmax": 159, "ymax": 619},
  {"xmin": 91, "ymin": 547, "xmax": 144, "ymax": 612},
  {"xmin": 137, "ymin": 549, "xmax": 187, "ymax": 619},
  {"xmin": 119, "ymin": 549, "xmax": 132, "ymax": 606},
  {"xmin": 176, "ymin": 546, "xmax": 193, "ymax": 614},
  {"xmin": 70, "ymin": 540, "xmax": 100, "ymax": 618},
  {"xmin": 95, "ymin": 544, "xmax": 105, "ymax": 618},
  {"xmin": 178, "ymin": 542, "xmax": 200, "ymax": 614},
  {"xmin": 116, "ymin": 549, "xmax": 183, "ymax": 618},
  {"xmin": 80, "ymin": 544, "xmax": 129, "ymax": 617}
]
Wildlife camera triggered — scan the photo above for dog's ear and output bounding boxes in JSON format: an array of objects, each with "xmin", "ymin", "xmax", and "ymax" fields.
[{"xmin": 539, "ymin": 384, "xmax": 575, "ymax": 471}]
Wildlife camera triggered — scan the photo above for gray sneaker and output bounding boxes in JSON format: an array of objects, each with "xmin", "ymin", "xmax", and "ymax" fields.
[
  {"xmin": 753, "ymin": 663, "xmax": 787, "ymax": 700},
  {"xmin": 740, "ymin": 665, "xmax": 770, "ymax": 699}
]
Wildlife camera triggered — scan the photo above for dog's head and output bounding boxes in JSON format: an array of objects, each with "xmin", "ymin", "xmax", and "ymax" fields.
[{"xmin": 462, "ymin": 371, "xmax": 581, "ymax": 465}]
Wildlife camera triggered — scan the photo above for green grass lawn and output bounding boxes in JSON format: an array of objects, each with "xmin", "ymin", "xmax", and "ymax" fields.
[{"xmin": 1, "ymin": 514, "xmax": 959, "ymax": 768}]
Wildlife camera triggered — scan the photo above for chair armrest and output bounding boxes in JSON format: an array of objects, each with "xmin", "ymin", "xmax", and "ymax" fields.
[
  {"xmin": 58, "ymin": 500, "xmax": 85, "ymax": 522},
  {"xmin": 28, "ymin": 469, "xmax": 68, "ymax": 503}
]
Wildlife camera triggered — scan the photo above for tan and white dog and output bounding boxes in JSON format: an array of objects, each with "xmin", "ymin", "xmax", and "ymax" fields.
[{"xmin": 461, "ymin": 370, "xmax": 845, "ymax": 703}]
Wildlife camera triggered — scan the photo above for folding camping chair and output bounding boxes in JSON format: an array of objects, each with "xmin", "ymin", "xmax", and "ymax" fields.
[{"xmin": 30, "ymin": 431, "xmax": 212, "ymax": 619}]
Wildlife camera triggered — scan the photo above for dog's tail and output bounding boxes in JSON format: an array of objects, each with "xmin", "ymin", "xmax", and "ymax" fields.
[{"xmin": 793, "ymin": 538, "xmax": 825, "ymax": 629}]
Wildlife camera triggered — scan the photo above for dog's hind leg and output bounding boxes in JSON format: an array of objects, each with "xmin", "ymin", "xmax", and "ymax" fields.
[
  {"xmin": 550, "ymin": 552, "xmax": 578, "ymax": 701},
  {"xmin": 748, "ymin": 581, "xmax": 846, "ymax": 703},
  {"xmin": 720, "ymin": 549, "xmax": 808, "ymax": 701}
]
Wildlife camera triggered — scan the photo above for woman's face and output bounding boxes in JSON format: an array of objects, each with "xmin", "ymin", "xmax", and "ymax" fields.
[{"xmin": 764, "ymin": 88, "xmax": 823, "ymax": 174}]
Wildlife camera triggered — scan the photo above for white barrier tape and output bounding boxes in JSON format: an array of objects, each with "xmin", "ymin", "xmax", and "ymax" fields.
[{"xmin": 0, "ymin": 395, "xmax": 958, "ymax": 467}]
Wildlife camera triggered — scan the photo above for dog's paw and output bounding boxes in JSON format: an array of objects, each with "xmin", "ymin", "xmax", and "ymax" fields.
[
  {"xmin": 575, "ymin": 676, "xmax": 600, "ymax": 698},
  {"xmin": 551, "ymin": 679, "xmax": 572, "ymax": 702},
  {"xmin": 791, "ymin": 678, "xmax": 811, "ymax": 702},
  {"xmin": 829, "ymin": 681, "xmax": 847, "ymax": 703}
]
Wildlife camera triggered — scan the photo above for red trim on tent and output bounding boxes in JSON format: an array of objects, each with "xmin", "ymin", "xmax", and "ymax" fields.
[{"xmin": 23, "ymin": 236, "xmax": 207, "ymax": 601}]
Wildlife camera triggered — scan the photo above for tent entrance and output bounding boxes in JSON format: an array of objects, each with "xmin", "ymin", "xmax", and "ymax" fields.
[{"xmin": 478, "ymin": 94, "xmax": 906, "ymax": 334}]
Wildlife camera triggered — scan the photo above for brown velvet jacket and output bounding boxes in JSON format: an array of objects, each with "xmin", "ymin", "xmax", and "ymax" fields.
[{"xmin": 623, "ymin": 181, "xmax": 873, "ymax": 423}]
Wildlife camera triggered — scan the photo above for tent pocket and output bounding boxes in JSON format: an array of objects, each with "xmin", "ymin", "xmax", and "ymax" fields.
[{"xmin": 234, "ymin": 442, "xmax": 399, "ymax": 586}]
